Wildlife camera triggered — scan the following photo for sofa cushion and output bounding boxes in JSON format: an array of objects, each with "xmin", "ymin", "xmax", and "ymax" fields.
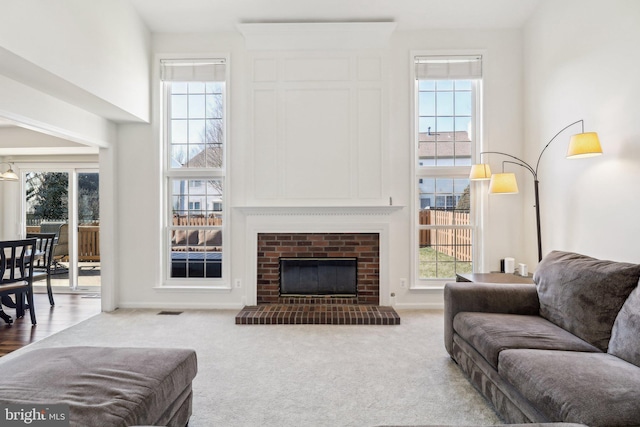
[
  {"xmin": 453, "ymin": 312, "xmax": 600, "ymax": 369},
  {"xmin": 499, "ymin": 349, "xmax": 640, "ymax": 426},
  {"xmin": 609, "ymin": 285, "xmax": 640, "ymax": 367},
  {"xmin": 534, "ymin": 250, "xmax": 640, "ymax": 351},
  {"xmin": 0, "ymin": 346, "xmax": 197, "ymax": 427}
]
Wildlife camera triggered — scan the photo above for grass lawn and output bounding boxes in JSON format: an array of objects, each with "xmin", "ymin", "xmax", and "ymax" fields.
[{"xmin": 419, "ymin": 246, "xmax": 472, "ymax": 279}]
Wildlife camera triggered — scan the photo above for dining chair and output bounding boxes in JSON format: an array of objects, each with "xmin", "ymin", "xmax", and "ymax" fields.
[
  {"xmin": 26, "ymin": 232, "xmax": 57, "ymax": 306},
  {"xmin": 0, "ymin": 238, "xmax": 37, "ymax": 325},
  {"xmin": 52, "ymin": 223, "xmax": 69, "ymax": 272}
]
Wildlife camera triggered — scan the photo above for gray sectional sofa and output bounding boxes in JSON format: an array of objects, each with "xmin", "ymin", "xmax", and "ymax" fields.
[{"xmin": 444, "ymin": 251, "xmax": 640, "ymax": 426}]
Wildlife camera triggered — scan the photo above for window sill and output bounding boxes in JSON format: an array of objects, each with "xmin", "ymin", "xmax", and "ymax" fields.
[{"xmin": 154, "ymin": 284, "xmax": 232, "ymax": 292}]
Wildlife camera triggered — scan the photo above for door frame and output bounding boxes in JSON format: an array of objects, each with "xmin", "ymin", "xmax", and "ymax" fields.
[{"xmin": 19, "ymin": 162, "xmax": 99, "ymax": 291}]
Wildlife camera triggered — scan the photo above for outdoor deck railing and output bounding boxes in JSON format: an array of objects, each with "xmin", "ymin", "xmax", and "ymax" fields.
[
  {"xmin": 26, "ymin": 224, "xmax": 100, "ymax": 262},
  {"xmin": 172, "ymin": 214, "xmax": 222, "ymax": 226},
  {"xmin": 78, "ymin": 226, "xmax": 100, "ymax": 261}
]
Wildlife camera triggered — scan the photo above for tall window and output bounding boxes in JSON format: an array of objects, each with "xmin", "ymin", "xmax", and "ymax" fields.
[
  {"xmin": 414, "ymin": 55, "xmax": 482, "ymax": 284},
  {"xmin": 161, "ymin": 58, "xmax": 227, "ymax": 283}
]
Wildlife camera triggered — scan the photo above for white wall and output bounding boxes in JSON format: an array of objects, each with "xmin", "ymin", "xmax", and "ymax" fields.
[
  {"xmin": 523, "ymin": 0, "xmax": 640, "ymax": 265},
  {"xmin": 0, "ymin": 0, "xmax": 150, "ymax": 123},
  {"xmin": 114, "ymin": 33, "xmax": 248, "ymax": 309},
  {"xmin": 0, "ymin": 1, "xmax": 149, "ymax": 314},
  {"xmin": 2, "ymin": 2, "xmax": 636, "ymax": 309},
  {"xmin": 112, "ymin": 28, "xmax": 524, "ymax": 309}
]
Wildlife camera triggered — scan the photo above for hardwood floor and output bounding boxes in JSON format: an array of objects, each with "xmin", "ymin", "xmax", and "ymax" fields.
[{"xmin": 0, "ymin": 293, "xmax": 101, "ymax": 357}]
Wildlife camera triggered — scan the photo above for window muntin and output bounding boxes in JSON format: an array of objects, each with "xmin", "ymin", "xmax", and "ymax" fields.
[
  {"xmin": 417, "ymin": 80, "xmax": 473, "ymax": 167},
  {"xmin": 171, "ymin": 178, "xmax": 223, "ymax": 223},
  {"xmin": 169, "ymin": 82, "xmax": 224, "ymax": 170},
  {"xmin": 417, "ymin": 177, "xmax": 472, "ymax": 279},
  {"xmin": 414, "ymin": 55, "xmax": 481, "ymax": 284},
  {"xmin": 169, "ymin": 178, "xmax": 223, "ymax": 279},
  {"xmin": 162, "ymin": 58, "xmax": 227, "ymax": 284}
]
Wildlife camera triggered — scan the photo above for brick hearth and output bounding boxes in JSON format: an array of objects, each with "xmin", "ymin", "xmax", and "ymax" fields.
[{"xmin": 236, "ymin": 303, "xmax": 400, "ymax": 325}]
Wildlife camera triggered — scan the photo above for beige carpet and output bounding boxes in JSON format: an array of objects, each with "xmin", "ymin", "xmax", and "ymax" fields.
[{"xmin": 4, "ymin": 309, "xmax": 503, "ymax": 426}]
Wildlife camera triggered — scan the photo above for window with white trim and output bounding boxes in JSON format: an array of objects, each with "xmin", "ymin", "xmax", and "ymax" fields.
[
  {"xmin": 161, "ymin": 58, "xmax": 227, "ymax": 283},
  {"xmin": 414, "ymin": 55, "xmax": 482, "ymax": 284}
]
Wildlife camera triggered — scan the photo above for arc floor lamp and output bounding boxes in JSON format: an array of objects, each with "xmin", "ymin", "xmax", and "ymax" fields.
[{"xmin": 469, "ymin": 119, "xmax": 602, "ymax": 261}]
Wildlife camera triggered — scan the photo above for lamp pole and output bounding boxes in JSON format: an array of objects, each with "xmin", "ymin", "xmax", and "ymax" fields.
[{"xmin": 480, "ymin": 120, "xmax": 588, "ymax": 262}]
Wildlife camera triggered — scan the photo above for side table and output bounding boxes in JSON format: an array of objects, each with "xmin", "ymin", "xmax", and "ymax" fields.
[{"xmin": 456, "ymin": 272, "xmax": 534, "ymax": 284}]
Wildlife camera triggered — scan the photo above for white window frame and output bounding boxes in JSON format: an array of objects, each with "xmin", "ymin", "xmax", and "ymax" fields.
[
  {"xmin": 410, "ymin": 51, "xmax": 485, "ymax": 289},
  {"xmin": 160, "ymin": 55, "xmax": 230, "ymax": 288}
]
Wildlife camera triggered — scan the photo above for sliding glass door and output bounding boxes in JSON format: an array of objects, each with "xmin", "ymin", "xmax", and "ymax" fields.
[
  {"xmin": 77, "ymin": 171, "xmax": 100, "ymax": 289},
  {"xmin": 23, "ymin": 165, "xmax": 100, "ymax": 292}
]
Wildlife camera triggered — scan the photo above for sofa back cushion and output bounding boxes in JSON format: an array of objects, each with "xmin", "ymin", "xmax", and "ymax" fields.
[
  {"xmin": 609, "ymin": 285, "xmax": 640, "ymax": 367},
  {"xmin": 534, "ymin": 251, "xmax": 640, "ymax": 351}
]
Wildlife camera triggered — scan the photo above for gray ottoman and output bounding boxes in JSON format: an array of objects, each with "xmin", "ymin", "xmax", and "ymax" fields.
[{"xmin": 0, "ymin": 346, "xmax": 197, "ymax": 427}]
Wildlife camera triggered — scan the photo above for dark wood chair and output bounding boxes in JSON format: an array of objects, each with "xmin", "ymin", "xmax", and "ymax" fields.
[
  {"xmin": 26, "ymin": 233, "xmax": 56, "ymax": 306},
  {"xmin": 0, "ymin": 238, "xmax": 37, "ymax": 325}
]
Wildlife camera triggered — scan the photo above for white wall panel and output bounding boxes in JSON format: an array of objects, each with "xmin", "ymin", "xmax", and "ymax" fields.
[
  {"xmin": 253, "ymin": 90, "xmax": 279, "ymax": 199},
  {"xmin": 253, "ymin": 59, "xmax": 278, "ymax": 82},
  {"xmin": 357, "ymin": 88, "xmax": 383, "ymax": 199},
  {"xmin": 357, "ymin": 57, "xmax": 382, "ymax": 81},
  {"xmin": 283, "ymin": 89, "xmax": 351, "ymax": 199},
  {"xmin": 283, "ymin": 58, "xmax": 350, "ymax": 82},
  {"xmin": 248, "ymin": 51, "xmax": 386, "ymax": 204}
]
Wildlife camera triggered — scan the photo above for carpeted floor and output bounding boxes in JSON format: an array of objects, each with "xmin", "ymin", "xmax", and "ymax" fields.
[{"xmin": 3, "ymin": 309, "xmax": 503, "ymax": 427}]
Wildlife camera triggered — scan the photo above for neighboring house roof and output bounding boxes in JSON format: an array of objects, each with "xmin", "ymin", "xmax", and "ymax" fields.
[
  {"xmin": 418, "ymin": 131, "xmax": 472, "ymax": 159},
  {"xmin": 183, "ymin": 145, "xmax": 223, "ymax": 168}
]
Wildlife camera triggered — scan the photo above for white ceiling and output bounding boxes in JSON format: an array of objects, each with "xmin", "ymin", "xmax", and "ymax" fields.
[{"xmin": 128, "ymin": 0, "xmax": 541, "ymax": 33}]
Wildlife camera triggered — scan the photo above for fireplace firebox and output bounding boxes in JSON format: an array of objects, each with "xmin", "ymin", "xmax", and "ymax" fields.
[{"xmin": 280, "ymin": 257, "xmax": 357, "ymax": 296}]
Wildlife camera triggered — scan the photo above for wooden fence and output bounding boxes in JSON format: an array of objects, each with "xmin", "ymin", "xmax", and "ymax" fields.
[
  {"xmin": 27, "ymin": 224, "xmax": 100, "ymax": 262},
  {"xmin": 419, "ymin": 210, "xmax": 472, "ymax": 262},
  {"xmin": 78, "ymin": 226, "xmax": 100, "ymax": 261}
]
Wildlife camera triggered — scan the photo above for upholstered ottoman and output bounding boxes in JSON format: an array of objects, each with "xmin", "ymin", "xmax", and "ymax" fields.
[{"xmin": 0, "ymin": 346, "xmax": 197, "ymax": 427}]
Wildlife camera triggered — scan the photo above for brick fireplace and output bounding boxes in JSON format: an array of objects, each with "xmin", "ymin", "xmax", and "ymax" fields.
[
  {"xmin": 256, "ymin": 232, "xmax": 380, "ymax": 305},
  {"xmin": 234, "ymin": 206, "xmax": 401, "ymax": 325}
]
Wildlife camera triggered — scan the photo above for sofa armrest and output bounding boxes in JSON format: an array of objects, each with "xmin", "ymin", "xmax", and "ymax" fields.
[{"xmin": 444, "ymin": 282, "xmax": 540, "ymax": 356}]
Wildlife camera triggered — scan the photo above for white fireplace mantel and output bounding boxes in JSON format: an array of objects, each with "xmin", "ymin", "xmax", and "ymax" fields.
[{"xmin": 235, "ymin": 205, "xmax": 404, "ymax": 216}]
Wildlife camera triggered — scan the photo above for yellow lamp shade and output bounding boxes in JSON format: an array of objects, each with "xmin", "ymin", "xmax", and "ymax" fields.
[
  {"xmin": 567, "ymin": 132, "xmax": 602, "ymax": 158},
  {"xmin": 469, "ymin": 164, "xmax": 492, "ymax": 180},
  {"xmin": 489, "ymin": 172, "xmax": 519, "ymax": 194}
]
